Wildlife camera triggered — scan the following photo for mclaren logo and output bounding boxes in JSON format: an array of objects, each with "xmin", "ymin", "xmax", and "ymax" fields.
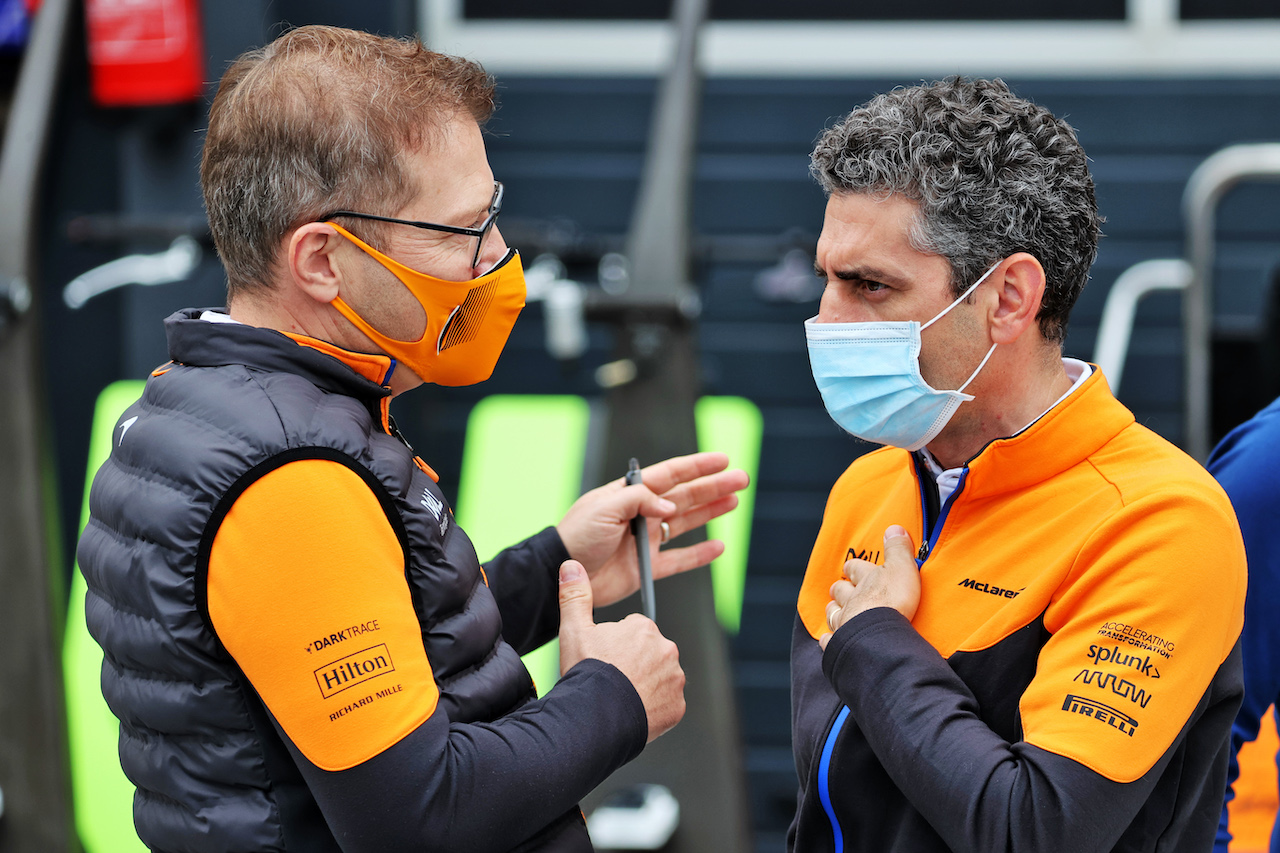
[
  {"xmin": 1061, "ymin": 694, "xmax": 1139, "ymax": 737},
  {"xmin": 315, "ymin": 644, "xmax": 395, "ymax": 699},
  {"xmin": 118, "ymin": 416, "xmax": 139, "ymax": 445},
  {"xmin": 957, "ymin": 578, "xmax": 1022, "ymax": 599}
]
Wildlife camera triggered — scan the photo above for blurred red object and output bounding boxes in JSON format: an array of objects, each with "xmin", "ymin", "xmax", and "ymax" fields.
[
  {"xmin": 85, "ymin": 0, "xmax": 204, "ymax": 107},
  {"xmin": 23, "ymin": 0, "xmax": 39, "ymax": 13}
]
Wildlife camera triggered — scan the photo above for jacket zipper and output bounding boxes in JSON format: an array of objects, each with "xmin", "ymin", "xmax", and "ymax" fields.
[
  {"xmin": 386, "ymin": 413, "xmax": 414, "ymax": 451},
  {"xmin": 816, "ymin": 455, "xmax": 971, "ymax": 849},
  {"xmin": 913, "ymin": 453, "xmax": 969, "ymax": 564}
]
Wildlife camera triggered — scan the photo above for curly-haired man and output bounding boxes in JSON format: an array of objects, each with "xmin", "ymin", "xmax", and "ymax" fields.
[{"xmin": 790, "ymin": 77, "xmax": 1246, "ymax": 852}]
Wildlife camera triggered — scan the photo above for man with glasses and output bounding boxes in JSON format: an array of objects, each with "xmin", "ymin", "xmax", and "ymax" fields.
[{"xmin": 77, "ymin": 25, "xmax": 747, "ymax": 852}]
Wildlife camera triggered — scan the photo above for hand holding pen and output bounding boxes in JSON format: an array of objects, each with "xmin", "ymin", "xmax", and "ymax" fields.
[
  {"xmin": 626, "ymin": 458, "xmax": 658, "ymax": 622},
  {"xmin": 553, "ymin": 451, "xmax": 750, "ymax": 609}
]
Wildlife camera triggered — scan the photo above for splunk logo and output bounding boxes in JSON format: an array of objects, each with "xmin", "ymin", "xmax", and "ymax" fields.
[
  {"xmin": 314, "ymin": 644, "xmax": 395, "ymax": 699},
  {"xmin": 1086, "ymin": 644, "xmax": 1161, "ymax": 679},
  {"xmin": 1061, "ymin": 694, "xmax": 1139, "ymax": 737}
]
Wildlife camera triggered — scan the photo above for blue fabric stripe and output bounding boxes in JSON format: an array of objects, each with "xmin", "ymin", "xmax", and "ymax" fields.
[
  {"xmin": 927, "ymin": 468, "xmax": 968, "ymax": 553},
  {"xmin": 818, "ymin": 705, "xmax": 851, "ymax": 852}
]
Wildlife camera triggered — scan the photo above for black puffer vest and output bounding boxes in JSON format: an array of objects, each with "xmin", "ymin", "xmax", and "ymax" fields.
[{"xmin": 77, "ymin": 309, "xmax": 535, "ymax": 852}]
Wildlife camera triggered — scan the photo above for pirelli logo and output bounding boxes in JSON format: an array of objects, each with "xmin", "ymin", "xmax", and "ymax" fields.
[
  {"xmin": 1061, "ymin": 693, "xmax": 1138, "ymax": 737},
  {"xmin": 315, "ymin": 644, "xmax": 394, "ymax": 699}
]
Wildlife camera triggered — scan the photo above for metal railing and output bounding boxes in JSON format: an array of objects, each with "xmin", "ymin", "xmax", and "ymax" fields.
[
  {"xmin": 1094, "ymin": 143, "xmax": 1280, "ymax": 461},
  {"xmin": 1182, "ymin": 143, "xmax": 1280, "ymax": 461},
  {"xmin": 1092, "ymin": 258, "xmax": 1192, "ymax": 392}
]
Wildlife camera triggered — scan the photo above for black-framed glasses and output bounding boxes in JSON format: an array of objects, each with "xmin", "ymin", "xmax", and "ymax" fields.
[{"xmin": 323, "ymin": 181, "xmax": 504, "ymax": 270}]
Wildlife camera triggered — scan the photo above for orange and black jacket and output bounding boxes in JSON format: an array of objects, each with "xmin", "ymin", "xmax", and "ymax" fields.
[
  {"xmin": 789, "ymin": 369, "xmax": 1247, "ymax": 853},
  {"xmin": 78, "ymin": 309, "xmax": 646, "ymax": 852}
]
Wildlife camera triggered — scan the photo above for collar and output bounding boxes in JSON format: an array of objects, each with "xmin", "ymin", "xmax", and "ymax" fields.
[
  {"xmin": 919, "ymin": 358, "xmax": 1094, "ymax": 501},
  {"xmin": 165, "ymin": 308, "xmax": 394, "ymax": 400},
  {"xmin": 957, "ymin": 365, "xmax": 1134, "ymax": 501}
]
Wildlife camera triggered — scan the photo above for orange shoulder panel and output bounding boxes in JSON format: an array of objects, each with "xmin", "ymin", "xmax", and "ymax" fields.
[
  {"xmin": 1021, "ymin": 481, "xmax": 1245, "ymax": 783},
  {"xmin": 206, "ymin": 458, "xmax": 438, "ymax": 771}
]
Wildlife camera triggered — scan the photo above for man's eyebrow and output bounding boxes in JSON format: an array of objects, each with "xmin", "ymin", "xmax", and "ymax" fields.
[{"xmin": 814, "ymin": 263, "xmax": 907, "ymax": 287}]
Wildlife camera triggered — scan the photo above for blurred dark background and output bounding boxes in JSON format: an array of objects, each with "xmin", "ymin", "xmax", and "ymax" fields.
[{"xmin": 10, "ymin": 0, "xmax": 1280, "ymax": 849}]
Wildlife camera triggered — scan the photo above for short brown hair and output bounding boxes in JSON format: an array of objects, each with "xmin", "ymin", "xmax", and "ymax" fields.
[{"xmin": 200, "ymin": 25, "xmax": 495, "ymax": 301}]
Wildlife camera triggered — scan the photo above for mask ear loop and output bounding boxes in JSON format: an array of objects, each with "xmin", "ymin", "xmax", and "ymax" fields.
[
  {"xmin": 920, "ymin": 259, "xmax": 1003, "ymax": 332},
  {"xmin": 921, "ymin": 259, "xmax": 1004, "ymax": 394},
  {"xmin": 957, "ymin": 342, "xmax": 998, "ymax": 393}
]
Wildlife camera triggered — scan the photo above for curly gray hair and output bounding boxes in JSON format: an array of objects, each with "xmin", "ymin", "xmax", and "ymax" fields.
[{"xmin": 810, "ymin": 77, "xmax": 1103, "ymax": 345}]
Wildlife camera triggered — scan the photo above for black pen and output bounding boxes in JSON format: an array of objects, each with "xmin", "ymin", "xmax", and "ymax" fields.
[{"xmin": 625, "ymin": 457, "xmax": 657, "ymax": 622}]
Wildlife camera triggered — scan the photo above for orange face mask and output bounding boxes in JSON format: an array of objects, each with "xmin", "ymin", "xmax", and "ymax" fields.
[{"xmin": 327, "ymin": 222, "xmax": 526, "ymax": 387}]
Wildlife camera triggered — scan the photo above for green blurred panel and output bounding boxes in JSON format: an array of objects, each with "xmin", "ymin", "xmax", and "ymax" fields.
[
  {"xmin": 456, "ymin": 393, "xmax": 763, "ymax": 696},
  {"xmin": 64, "ymin": 380, "xmax": 147, "ymax": 853},
  {"xmin": 695, "ymin": 396, "xmax": 762, "ymax": 635},
  {"xmin": 456, "ymin": 395, "xmax": 591, "ymax": 696}
]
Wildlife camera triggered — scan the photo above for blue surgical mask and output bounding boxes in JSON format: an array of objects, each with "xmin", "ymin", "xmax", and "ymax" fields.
[{"xmin": 805, "ymin": 261, "xmax": 1001, "ymax": 451}]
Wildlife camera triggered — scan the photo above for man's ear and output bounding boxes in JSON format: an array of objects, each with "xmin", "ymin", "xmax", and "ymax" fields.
[
  {"xmin": 287, "ymin": 222, "xmax": 344, "ymax": 305},
  {"xmin": 988, "ymin": 252, "xmax": 1046, "ymax": 345}
]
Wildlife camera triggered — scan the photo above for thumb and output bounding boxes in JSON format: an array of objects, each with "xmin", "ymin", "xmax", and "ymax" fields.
[
  {"xmin": 883, "ymin": 524, "xmax": 915, "ymax": 567},
  {"xmin": 558, "ymin": 560, "xmax": 595, "ymax": 640}
]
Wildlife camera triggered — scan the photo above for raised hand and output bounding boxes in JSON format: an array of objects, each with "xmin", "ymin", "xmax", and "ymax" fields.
[
  {"xmin": 556, "ymin": 451, "xmax": 749, "ymax": 607},
  {"xmin": 557, "ymin": 560, "xmax": 686, "ymax": 743}
]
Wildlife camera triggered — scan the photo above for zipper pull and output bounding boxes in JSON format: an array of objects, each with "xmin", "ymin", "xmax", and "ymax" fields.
[
  {"xmin": 917, "ymin": 539, "xmax": 930, "ymax": 561},
  {"xmin": 387, "ymin": 414, "xmax": 415, "ymax": 451}
]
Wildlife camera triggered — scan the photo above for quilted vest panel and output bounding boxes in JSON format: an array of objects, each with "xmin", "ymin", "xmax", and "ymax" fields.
[{"xmin": 77, "ymin": 314, "xmax": 533, "ymax": 852}]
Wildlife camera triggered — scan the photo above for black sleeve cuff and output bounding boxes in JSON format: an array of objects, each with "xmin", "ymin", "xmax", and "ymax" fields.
[{"xmin": 557, "ymin": 657, "xmax": 649, "ymax": 764}]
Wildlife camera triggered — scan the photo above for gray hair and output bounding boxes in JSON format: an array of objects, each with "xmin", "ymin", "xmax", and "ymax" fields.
[{"xmin": 810, "ymin": 77, "xmax": 1103, "ymax": 345}]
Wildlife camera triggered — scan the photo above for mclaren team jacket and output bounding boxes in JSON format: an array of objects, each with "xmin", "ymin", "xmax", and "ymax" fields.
[
  {"xmin": 789, "ymin": 367, "xmax": 1247, "ymax": 853},
  {"xmin": 78, "ymin": 310, "xmax": 647, "ymax": 852}
]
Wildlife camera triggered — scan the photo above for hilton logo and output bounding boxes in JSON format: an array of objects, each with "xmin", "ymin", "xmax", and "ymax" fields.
[
  {"xmin": 1061, "ymin": 694, "xmax": 1139, "ymax": 737},
  {"xmin": 315, "ymin": 644, "xmax": 395, "ymax": 699}
]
